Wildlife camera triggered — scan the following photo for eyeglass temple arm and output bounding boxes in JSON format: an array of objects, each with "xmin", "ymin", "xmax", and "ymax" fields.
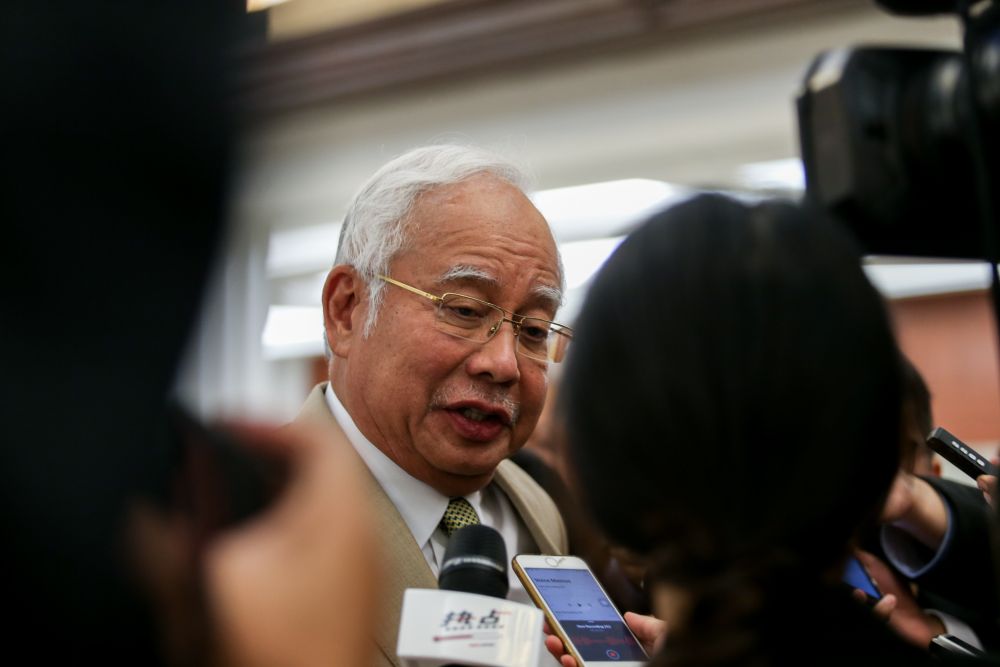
[{"xmin": 378, "ymin": 275, "xmax": 442, "ymax": 303}]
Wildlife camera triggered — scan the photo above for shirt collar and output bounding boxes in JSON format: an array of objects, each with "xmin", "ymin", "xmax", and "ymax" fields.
[{"xmin": 324, "ymin": 384, "xmax": 483, "ymax": 548}]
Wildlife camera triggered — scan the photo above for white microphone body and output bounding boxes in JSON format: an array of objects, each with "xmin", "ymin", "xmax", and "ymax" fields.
[{"xmin": 396, "ymin": 588, "xmax": 546, "ymax": 667}]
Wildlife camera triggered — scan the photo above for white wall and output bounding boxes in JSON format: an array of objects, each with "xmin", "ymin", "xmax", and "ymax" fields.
[{"xmin": 177, "ymin": 4, "xmax": 963, "ymax": 419}]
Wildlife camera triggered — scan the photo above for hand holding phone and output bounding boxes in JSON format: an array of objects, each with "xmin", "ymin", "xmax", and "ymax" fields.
[
  {"xmin": 168, "ymin": 405, "xmax": 289, "ymax": 545},
  {"xmin": 202, "ymin": 421, "xmax": 381, "ymax": 667},
  {"xmin": 132, "ymin": 418, "xmax": 376, "ymax": 667},
  {"xmin": 842, "ymin": 554, "xmax": 881, "ymax": 605},
  {"xmin": 926, "ymin": 427, "xmax": 997, "ymax": 481},
  {"xmin": 513, "ymin": 555, "xmax": 648, "ymax": 667}
]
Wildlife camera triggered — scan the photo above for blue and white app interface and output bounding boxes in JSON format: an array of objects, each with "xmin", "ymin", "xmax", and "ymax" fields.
[{"xmin": 526, "ymin": 567, "xmax": 646, "ymax": 662}]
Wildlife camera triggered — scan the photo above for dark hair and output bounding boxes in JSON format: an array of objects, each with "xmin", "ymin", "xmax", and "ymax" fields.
[
  {"xmin": 900, "ymin": 356, "xmax": 932, "ymax": 437},
  {"xmin": 900, "ymin": 355, "xmax": 934, "ymax": 470},
  {"xmin": 561, "ymin": 194, "xmax": 903, "ymax": 663}
]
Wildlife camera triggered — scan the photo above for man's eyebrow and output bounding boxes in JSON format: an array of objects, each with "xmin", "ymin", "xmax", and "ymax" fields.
[
  {"xmin": 533, "ymin": 284, "xmax": 563, "ymax": 310},
  {"xmin": 437, "ymin": 265, "xmax": 563, "ymax": 310},
  {"xmin": 436, "ymin": 265, "xmax": 500, "ymax": 287}
]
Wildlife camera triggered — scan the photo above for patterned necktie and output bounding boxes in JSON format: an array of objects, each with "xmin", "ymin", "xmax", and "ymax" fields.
[{"xmin": 440, "ymin": 497, "xmax": 480, "ymax": 537}]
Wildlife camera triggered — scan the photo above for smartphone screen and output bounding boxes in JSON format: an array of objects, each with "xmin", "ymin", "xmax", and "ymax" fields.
[
  {"xmin": 842, "ymin": 555, "xmax": 881, "ymax": 601},
  {"xmin": 522, "ymin": 565, "xmax": 647, "ymax": 663}
]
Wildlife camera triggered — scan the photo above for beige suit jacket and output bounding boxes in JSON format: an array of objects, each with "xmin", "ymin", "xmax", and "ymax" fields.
[{"xmin": 295, "ymin": 384, "xmax": 569, "ymax": 667}]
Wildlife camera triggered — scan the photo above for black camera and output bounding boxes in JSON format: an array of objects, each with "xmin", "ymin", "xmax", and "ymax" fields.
[{"xmin": 796, "ymin": 0, "xmax": 1000, "ymax": 259}]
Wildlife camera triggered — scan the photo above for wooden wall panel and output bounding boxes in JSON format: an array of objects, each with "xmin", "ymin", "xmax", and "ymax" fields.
[{"xmin": 890, "ymin": 290, "xmax": 1000, "ymax": 446}]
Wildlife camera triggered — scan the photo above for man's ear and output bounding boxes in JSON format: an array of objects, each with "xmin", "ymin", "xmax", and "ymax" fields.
[{"xmin": 323, "ymin": 265, "xmax": 366, "ymax": 358}]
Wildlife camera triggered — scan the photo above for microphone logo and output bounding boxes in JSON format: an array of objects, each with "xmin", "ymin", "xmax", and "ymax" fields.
[{"xmin": 435, "ymin": 608, "xmax": 511, "ymax": 642}]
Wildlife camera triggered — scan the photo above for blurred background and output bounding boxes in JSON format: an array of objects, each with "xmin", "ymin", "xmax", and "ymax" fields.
[{"xmin": 178, "ymin": 0, "xmax": 998, "ymax": 479}]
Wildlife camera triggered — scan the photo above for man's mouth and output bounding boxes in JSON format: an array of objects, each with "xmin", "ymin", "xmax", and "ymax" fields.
[
  {"xmin": 459, "ymin": 406, "xmax": 501, "ymax": 423},
  {"xmin": 443, "ymin": 401, "xmax": 513, "ymax": 442},
  {"xmin": 447, "ymin": 401, "xmax": 512, "ymax": 425}
]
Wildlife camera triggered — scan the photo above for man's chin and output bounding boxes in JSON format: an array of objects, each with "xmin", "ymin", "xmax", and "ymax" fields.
[
  {"xmin": 426, "ymin": 464, "xmax": 499, "ymax": 497},
  {"xmin": 416, "ymin": 434, "xmax": 513, "ymax": 491}
]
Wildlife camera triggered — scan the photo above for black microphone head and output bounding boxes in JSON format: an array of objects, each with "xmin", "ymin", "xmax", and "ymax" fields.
[
  {"xmin": 438, "ymin": 525, "xmax": 509, "ymax": 599},
  {"xmin": 874, "ymin": 0, "xmax": 956, "ymax": 15}
]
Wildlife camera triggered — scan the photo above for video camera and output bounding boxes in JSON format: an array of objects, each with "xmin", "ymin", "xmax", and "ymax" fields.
[{"xmin": 796, "ymin": 0, "xmax": 1000, "ymax": 259}]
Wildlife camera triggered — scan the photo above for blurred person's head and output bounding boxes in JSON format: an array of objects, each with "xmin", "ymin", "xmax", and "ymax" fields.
[
  {"xmin": 562, "ymin": 194, "xmax": 903, "ymax": 646},
  {"xmin": 322, "ymin": 145, "xmax": 570, "ymax": 497},
  {"xmin": 522, "ymin": 369, "xmax": 570, "ymax": 477},
  {"xmin": 900, "ymin": 355, "xmax": 940, "ymax": 477}
]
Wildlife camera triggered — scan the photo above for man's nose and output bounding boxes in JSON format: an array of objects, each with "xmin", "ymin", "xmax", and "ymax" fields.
[{"xmin": 467, "ymin": 320, "xmax": 521, "ymax": 384}]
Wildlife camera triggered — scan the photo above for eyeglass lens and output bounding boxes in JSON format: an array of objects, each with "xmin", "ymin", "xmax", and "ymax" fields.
[{"xmin": 435, "ymin": 294, "xmax": 568, "ymax": 362}]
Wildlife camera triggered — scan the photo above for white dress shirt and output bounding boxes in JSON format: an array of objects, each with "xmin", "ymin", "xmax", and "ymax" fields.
[{"xmin": 325, "ymin": 385, "xmax": 538, "ymax": 604}]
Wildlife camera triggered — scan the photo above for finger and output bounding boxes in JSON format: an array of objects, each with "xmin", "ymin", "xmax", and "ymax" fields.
[
  {"xmin": 854, "ymin": 551, "xmax": 897, "ymax": 595},
  {"xmin": 977, "ymin": 476, "xmax": 996, "ymax": 507},
  {"xmin": 871, "ymin": 593, "xmax": 897, "ymax": 621},
  {"xmin": 624, "ymin": 611, "xmax": 665, "ymax": 634},
  {"xmin": 624, "ymin": 611, "xmax": 668, "ymax": 653},
  {"xmin": 544, "ymin": 634, "xmax": 566, "ymax": 660}
]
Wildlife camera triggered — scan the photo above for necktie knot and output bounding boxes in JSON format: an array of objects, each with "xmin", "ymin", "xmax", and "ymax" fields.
[{"xmin": 441, "ymin": 497, "xmax": 480, "ymax": 537}]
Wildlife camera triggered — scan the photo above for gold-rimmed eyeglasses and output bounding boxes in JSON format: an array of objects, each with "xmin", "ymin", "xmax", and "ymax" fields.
[{"xmin": 377, "ymin": 275, "xmax": 572, "ymax": 364}]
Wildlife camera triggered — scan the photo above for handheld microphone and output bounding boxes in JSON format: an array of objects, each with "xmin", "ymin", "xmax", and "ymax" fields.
[
  {"xmin": 439, "ymin": 524, "xmax": 509, "ymax": 599},
  {"xmin": 396, "ymin": 525, "xmax": 546, "ymax": 667}
]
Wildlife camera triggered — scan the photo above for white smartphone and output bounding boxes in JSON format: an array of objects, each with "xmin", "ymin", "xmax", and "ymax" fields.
[{"xmin": 512, "ymin": 554, "xmax": 648, "ymax": 666}]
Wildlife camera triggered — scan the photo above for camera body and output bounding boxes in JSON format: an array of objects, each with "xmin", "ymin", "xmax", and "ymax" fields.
[{"xmin": 796, "ymin": 1, "xmax": 1000, "ymax": 258}]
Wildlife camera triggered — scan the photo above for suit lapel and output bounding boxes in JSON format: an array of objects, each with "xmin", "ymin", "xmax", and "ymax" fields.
[
  {"xmin": 493, "ymin": 459, "xmax": 566, "ymax": 555},
  {"xmin": 296, "ymin": 385, "xmax": 437, "ymax": 667}
]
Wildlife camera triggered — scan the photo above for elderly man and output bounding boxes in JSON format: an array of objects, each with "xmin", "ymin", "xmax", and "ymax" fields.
[{"xmin": 296, "ymin": 144, "xmax": 570, "ymax": 666}]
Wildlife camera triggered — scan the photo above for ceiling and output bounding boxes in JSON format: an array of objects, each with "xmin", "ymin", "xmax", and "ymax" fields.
[{"xmin": 266, "ymin": 0, "xmax": 447, "ymax": 40}]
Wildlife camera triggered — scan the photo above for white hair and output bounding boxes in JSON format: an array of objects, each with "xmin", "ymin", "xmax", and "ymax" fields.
[{"xmin": 335, "ymin": 144, "xmax": 558, "ymax": 336}]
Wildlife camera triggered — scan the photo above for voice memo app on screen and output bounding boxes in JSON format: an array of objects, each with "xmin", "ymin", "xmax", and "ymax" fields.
[{"xmin": 514, "ymin": 555, "xmax": 647, "ymax": 666}]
